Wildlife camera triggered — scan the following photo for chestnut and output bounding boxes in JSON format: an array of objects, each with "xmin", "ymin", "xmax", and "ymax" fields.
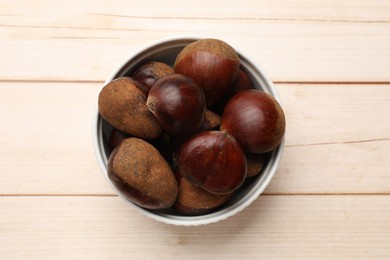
[
  {"xmin": 131, "ymin": 61, "xmax": 174, "ymax": 94},
  {"xmin": 209, "ymin": 68, "xmax": 254, "ymax": 115},
  {"xmin": 200, "ymin": 109, "xmax": 222, "ymax": 131},
  {"xmin": 174, "ymin": 38, "xmax": 240, "ymax": 106},
  {"xmin": 220, "ymin": 90, "xmax": 286, "ymax": 153},
  {"xmin": 170, "ymin": 110, "xmax": 222, "ymax": 163},
  {"xmin": 147, "ymin": 132, "xmax": 174, "ymax": 166},
  {"xmin": 112, "ymin": 76, "xmax": 150, "ymax": 97},
  {"xmin": 146, "ymin": 74, "xmax": 206, "ymax": 137},
  {"xmin": 232, "ymin": 68, "xmax": 254, "ymax": 93},
  {"xmin": 108, "ymin": 128, "xmax": 129, "ymax": 153},
  {"xmin": 178, "ymin": 130, "xmax": 247, "ymax": 194},
  {"xmin": 173, "ymin": 169, "xmax": 231, "ymax": 215},
  {"xmin": 246, "ymin": 152, "xmax": 267, "ymax": 178},
  {"xmin": 98, "ymin": 77, "xmax": 162, "ymax": 140},
  {"xmin": 108, "ymin": 138, "xmax": 178, "ymax": 210}
]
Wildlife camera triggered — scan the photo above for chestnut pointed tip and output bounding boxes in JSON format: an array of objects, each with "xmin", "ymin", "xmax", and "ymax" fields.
[{"xmin": 146, "ymin": 96, "xmax": 157, "ymax": 113}]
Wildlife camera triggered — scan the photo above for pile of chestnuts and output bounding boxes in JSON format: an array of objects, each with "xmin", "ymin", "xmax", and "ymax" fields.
[{"xmin": 98, "ymin": 38, "xmax": 286, "ymax": 216}]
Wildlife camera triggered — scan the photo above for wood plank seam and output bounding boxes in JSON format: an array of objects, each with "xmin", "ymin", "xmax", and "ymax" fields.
[
  {"xmin": 2, "ymin": 80, "xmax": 390, "ymax": 84},
  {"xmin": 285, "ymin": 137, "xmax": 390, "ymax": 148},
  {"xmin": 88, "ymin": 13, "xmax": 390, "ymax": 24}
]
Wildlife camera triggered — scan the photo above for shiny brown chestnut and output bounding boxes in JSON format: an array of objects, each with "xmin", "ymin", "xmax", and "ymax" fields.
[
  {"xmin": 146, "ymin": 74, "xmax": 206, "ymax": 137},
  {"xmin": 210, "ymin": 68, "xmax": 254, "ymax": 115},
  {"xmin": 171, "ymin": 109, "xmax": 222, "ymax": 162},
  {"xmin": 221, "ymin": 90, "xmax": 286, "ymax": 153},
  {"xmin": 178, "ymin": 130, "xmax": 247, "ymax": 194},
  {"xmin": 232, "ymin": 68, "xmax": 254, "ymax": 93},
  {"xmin": 131, "ymin": 61, "xmax": 174, "ymax": 94},
  {"xmin": 246, "ymin": 152, "xmax": 267, "ymax": 178},
  {"xmin": 174, "ymin": 38, "xmax": 240, "ymax": 106}
]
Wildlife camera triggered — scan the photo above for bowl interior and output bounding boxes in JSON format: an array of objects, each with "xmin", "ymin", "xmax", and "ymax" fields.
[{"xmin": 93, "ymin": 37, "xmax": 284, "ymax": 225}]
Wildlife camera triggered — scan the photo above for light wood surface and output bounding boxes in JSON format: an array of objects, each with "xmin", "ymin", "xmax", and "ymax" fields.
[
  {"xmin": 1, "ymin": 0, "xmax": 389, "ymax": 259},
  {"xmin": 1, "ymin": 196, "xmax": 389, "ymax": 259}
]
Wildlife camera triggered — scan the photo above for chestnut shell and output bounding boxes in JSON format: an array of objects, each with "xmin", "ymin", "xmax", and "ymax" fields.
[
  {"xmin": 178, "ymin": 131, "xmax": 247, "ymax": 194},
  {"xmin": 210, "ymin": 68, "xmax": 254, "ymax": 115},
  {"xmin": 131, "ymin": 61, "xmax": 174, "ymax": 94},
  {"xmin": 200, "ymin": 110, "xmax": 222, "ymax": 131},
  {"xmin": 173, "ymin": 169, "xmax": 231, "ymax": 216},
  {"xmin": 220, "ymin": 90, "xmax": 286, "ymax": 153},
  {"xmin": 246, "ymin": 152, "xmax": 267, "ymax": 178},
  {"xmin": 98, "ymin": 77, "xmax": 162, "ymax": 139},
  {"xmin": 174, "ymin": 38, "xmax": 240, "ymax": 106},
  {"xmin": 146, "ymin": 74, "xmax": 206, "ymax": 137},
  {"xmin": 108, "ymin": 138, "xmax": 178, "ymax": 209},
  {"xmin": 108, "ymin": 129, "xmax": 129, "ymax": 154}
]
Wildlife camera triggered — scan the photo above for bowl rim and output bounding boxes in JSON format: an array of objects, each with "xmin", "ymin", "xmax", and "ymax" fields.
[{"xmin": 92, "ymin": 35, "xmax": 284, "ymax": 226}]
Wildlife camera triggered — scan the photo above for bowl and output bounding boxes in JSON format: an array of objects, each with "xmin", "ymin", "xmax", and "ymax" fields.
[{"xmin": 92, "ymin": 36, "xmax": 284, "ymax": 226}]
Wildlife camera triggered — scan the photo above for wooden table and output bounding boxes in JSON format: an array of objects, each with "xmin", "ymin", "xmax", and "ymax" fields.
[{"xmin": 1, "ymin": 1, "xmax": 389, "ymax": 258}]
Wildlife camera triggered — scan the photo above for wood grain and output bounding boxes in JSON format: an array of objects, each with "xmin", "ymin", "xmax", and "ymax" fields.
[
  {"xmin": 0, "ymin": 82, "xmax": 389, "ymax": 195},
  {"xmin": 0, "ymin": 82, "xmax": 110, "ymax": 195},
  {"xmin": 2, "ymin": 0, "xmax": 390, "ymax": 21},
  {"xmin": 0, "ymin": 1, "xmax": 389, "ymax": 82},
  {"xmin": 0, "ymin": 196, "xmax": 389, "ymax": 259},
  {"xmin": 279, "ymin": 84, "xmax": 390, "ymax": 146}
]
